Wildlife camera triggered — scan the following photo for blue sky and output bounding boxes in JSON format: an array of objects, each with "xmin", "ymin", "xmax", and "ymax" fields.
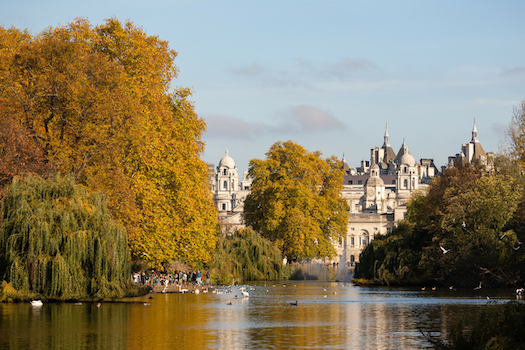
[{"xmin": 2, "ymin": 1, "xmax": 524, "ymax": 175}]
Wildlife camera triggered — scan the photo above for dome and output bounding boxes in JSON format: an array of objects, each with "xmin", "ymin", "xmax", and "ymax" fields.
[
  {"xmin": 400, "ymin": 153, "xmax": 415, "ymax": 166},
  {"xmin": 365, "ymin": 176, "xmax": 384, "ymax": 187},
  {"xmin": 219, "ymin": 150, "xmax": 235, "ymax": 169}
]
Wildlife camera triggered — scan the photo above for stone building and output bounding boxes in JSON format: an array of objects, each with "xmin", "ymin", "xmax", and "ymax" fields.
[
  {"xmin": 211, "ymin": 150, "xmax": 251, "ymax": 234},
  {"xmin": 211, "ymin": 122, "xmax": 490, "ymax": 264}
]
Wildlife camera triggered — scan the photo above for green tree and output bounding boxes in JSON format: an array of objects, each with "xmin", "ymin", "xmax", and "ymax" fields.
[
  {"xmin": 211, "ymin": 227, "xmax": 283, "ymax": 284},
  {"xmin": 0, "ymin": 174, "xmax": 131, "ymax": 299},
  {"xmin": 0, "ymin": 19, "xmax": 218, "ymax": 268},
  {"xmin": 244, "ymin": 141, "xmax": 348, "ymax": 260},
  {"xmin": 355, "ymin": 164, "xmax": 524, "ymax": 287}
]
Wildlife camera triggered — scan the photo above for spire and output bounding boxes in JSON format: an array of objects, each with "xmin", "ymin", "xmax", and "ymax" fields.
[
  {"xmin": 471, "ymin": 119, "xmax": 479, "ymax": 143},
  {"xmin": 383, "ymin": 124, "xmax": 391, "ymax": 147},
  {"xmin": 225, "ymin": 149, "xmax": 229, "ymax": 156}
]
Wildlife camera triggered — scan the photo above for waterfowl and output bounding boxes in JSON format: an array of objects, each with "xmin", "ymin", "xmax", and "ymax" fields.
[
  {"xmin": 290, "ymin": 301, "xmax": 298, "ymax": 306},
  {"xmin": 30, "ymin": 300, "xmax": 43, "ymax": 306}
]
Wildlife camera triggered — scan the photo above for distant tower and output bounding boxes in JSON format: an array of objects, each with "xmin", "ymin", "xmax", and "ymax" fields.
[
  {"xmin": 215, "ymin": 150, "xmax": 239, "ymax": 213},
  {"xmin": 396, "ymin": 139, "xmax": 418, "ymax": 203}
]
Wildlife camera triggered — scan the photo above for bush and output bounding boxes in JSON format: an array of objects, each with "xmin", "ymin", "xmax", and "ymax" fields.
[{"xmin": 425, "ymin": 301, "xmax": 525, "ymax": 349}]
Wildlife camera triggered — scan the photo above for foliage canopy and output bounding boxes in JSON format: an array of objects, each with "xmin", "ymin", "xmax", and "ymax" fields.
[
  {"xmin": 243, "ymin": 141, "xmax": 349, "ymax": 260},
  {"xmin": 0, "ymin": 174, "xmax": 131, "ymax": 299},
  {"xmin": 211, "ymin": 227, "xmax": 283, "ymax": 284},
  {"xmin": 355, "ymin": 164, "xmax": 525, "ymax": 287},
  {"xmin": 0, "ymin": 18, "xmax": 218, "ymax": 268}
]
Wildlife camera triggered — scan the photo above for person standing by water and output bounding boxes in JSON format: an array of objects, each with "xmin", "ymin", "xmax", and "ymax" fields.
[{"xmin": 196, "ymin": 271, "xmax": 202, "ymax": 286}]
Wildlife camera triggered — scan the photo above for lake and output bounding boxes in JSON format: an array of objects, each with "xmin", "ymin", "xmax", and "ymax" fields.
[{"xmin": 0, "ymin": 281, "xmax": 519, "ymax": 349}]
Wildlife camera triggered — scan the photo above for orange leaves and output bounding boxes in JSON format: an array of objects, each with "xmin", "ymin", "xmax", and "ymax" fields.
[{"xmin": 0, "ymin": 18, "xmax": 218, "ymax": 269}]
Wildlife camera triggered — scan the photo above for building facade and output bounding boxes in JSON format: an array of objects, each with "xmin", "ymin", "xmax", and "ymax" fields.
[{"xmin": 211, "ymin": 123, "xmax": 491, "ymax": 264}]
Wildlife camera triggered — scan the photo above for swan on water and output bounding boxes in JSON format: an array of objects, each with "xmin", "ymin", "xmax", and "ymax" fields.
[{"xmin": 30, "ymin": 300, "xmax": 43, "ymax": 306}]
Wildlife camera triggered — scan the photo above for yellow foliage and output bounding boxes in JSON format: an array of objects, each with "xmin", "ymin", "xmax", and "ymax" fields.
[
  {"xmin": 244, "ymin": 141, "xmax": 348, "ymax": 260},
  {"xmin": 0, "ymin": 18, "xmax": 218, "ymax": 269}
]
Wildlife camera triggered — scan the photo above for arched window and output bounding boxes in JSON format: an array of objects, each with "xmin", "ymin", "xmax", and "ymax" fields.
[
  {"xmin": 223, "ymin": 181, "xmax": 227, "ymax": 189},
  {"xmin": 223, "ymin": 169, "xmax": 227, "ymax": 175},
  {"xmin": 403, "ymin": 179, "xmax": 408, "ymax": 188},
  {"xmin": 362, "ymin": 233, "xmax": 367, "ymax": 246}
]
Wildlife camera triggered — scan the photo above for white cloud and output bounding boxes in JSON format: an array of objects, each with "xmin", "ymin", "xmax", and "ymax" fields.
[
  {"xmin": 203, "ymin": 114, "xmax": 273, "ymax": 140},
  {"xmin": 284, "ymin": 105, "xmax": 346, "ymax": 132},
  {"xmin": 203, "ymin": 104, "xmax": 346, "ymax": 140}
]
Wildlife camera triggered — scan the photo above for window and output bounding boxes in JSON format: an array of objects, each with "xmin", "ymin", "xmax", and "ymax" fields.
[
  {"xmin": 222, "ymin": 203, "xmax": 226, "ymax": 210},
  {"xmin": 348, "ymin": 180, "xmax": 353, "ymax": 185},
  {"xmin": 350, "ymin": 237, "xmax": 355, "ymax": 246},
  {"xmin": 358, "ymin": 180, "xmax": 362, "ymax": 185},
  {"xmin": 404, "ymin": 179, "xmax": 408, "ymax": 188},
  {"xmin": 362, "ymin": 233, "xmax": 368, "ymax": 246},
  {"xmin": 223, "ymin": 169, "xmax": 227, "ymax": 175},
  {"xmin": 223, "ymin": 181, "xmax": 227, "ymax": 189}
]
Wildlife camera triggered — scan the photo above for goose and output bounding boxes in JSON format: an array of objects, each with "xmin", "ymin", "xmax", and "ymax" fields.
[
  {"xmin": 143, "ymin": 302, "xmax": 151, "ymax": 306},
  {"xmin": 30, "ymin": 300, "xmax": 43, "ymax": 306},
  {"xmin": 290, "ymin": 301, "xmax": 298, "ymax": 306}
]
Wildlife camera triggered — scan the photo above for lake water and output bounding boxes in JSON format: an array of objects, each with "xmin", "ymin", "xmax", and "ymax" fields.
[{"xmin": 0, "ymin": 281, "xmax": 519, "ymax": 349}]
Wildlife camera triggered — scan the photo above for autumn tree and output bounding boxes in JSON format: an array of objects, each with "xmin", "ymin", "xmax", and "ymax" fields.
[
  {"xmin": 243, "ymin": 141, "xmax": 349, "ymax": 260},
  {"xmin": 0, "ymin": 18, "xmax": 218, "ymax": 268},
  {"xmin": 503, "ymin": 100, "xmax": 525, "ymax": 171},
  {"xmin": 0, "ymin": 117, "xmax": 51, "ymax": 189}
]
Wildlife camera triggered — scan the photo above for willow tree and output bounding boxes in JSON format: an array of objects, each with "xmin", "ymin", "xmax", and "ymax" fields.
[
  {"xmin": 244, "ymin": 141, "xmax": 349, "ymax": 260},
  {"xmin": 211, "ymin": 227, "xmax": 283, "ymax": 283},
  {"xmin": 0, "ymin": 18, "xmax": 218, "ymax": 268},
  {"xmin": 0, "ymin": 174, "xmax": 131, "ymax": 299}
]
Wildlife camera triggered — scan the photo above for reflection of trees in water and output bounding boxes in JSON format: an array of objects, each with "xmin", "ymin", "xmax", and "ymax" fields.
[
  {"xmin": 0, "ymin": 289, "xmax": 497, "ymax": 349},
  {"xmin": 1, "ymin": 303, "xmax": 129, "ymax": 349}
]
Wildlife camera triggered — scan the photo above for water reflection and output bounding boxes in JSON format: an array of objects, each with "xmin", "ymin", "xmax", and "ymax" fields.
[{"xmin": 0, "ymin": 282, "xmax": 518, "ymax": 349}]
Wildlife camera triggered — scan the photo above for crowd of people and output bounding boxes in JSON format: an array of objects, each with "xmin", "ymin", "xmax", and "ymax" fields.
[{"xmin": 133, "ymin": 269, "xmax": 211, "ymax": 288}]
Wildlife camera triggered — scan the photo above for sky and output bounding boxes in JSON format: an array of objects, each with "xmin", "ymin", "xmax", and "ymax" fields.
[{"xmin": 2, "ymin": 1, "xmax": 524, "ymax": 176}]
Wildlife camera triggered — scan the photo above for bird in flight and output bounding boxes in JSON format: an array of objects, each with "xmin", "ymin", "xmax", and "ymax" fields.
[{"xmin": 440, "ymin": 246, "xmax": 451, "ymax": 254}]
